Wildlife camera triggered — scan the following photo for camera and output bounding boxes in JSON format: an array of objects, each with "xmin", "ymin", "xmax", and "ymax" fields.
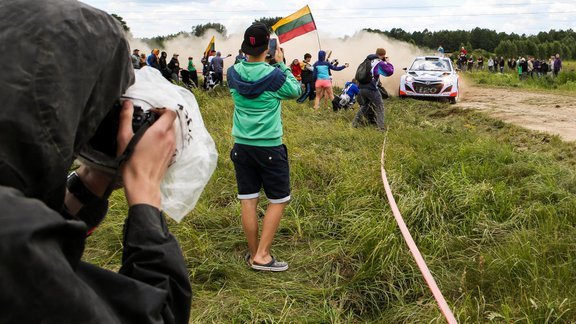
[
  {"xmin": 131, "ymin": 104, "xmax": 156, "ymax": 132},
  {"xmin": 78, "ymin": 100, "xmax": 157, "ymax": 173}
]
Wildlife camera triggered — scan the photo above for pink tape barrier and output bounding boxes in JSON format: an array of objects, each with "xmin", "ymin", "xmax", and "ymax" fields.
[{"xmin": 380, "ymin": 147, "xmax": 458, "ymax": 324}]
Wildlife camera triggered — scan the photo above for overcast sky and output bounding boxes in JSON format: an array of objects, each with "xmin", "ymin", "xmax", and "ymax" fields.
[{"xmin": 81, "ymin": 0, "xmax": 575, "ymax": 39}]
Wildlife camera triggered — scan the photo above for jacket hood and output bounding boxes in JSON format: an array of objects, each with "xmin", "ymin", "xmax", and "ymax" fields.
[
  {"xmin": 0, "ymin": 0, "xmax": 134, "ymax": 210},
  {"xmin": 318, "ymin": 50, "xmax": 326, "ymax": 62},
  {"xmin": 227, "ymin": 62, "xmax": 286, "ymax": 99},
  {"xmin": 367, "ymin": 54, "xmax": 379, "ymax": 60}
]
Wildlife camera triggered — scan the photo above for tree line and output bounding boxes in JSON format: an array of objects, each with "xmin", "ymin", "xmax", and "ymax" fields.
[
  {"xmin": 367, "ymin": 27, "xmax": 576, "ymax": 59},
  {"xmin": 134, "ymin": 18, "xmax": 282, "ymax": 49},
  {"xmin": 111, "ymin": 13, "xmax": 575, "ymax": 60}
]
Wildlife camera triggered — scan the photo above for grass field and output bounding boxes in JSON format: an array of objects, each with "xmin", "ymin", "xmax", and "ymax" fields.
[
  {"xmin": 464, "ymin": 60, "xmax": 576, "ymax": 93},
  {"xmin": 84, "ymin": 87, "xmax": 576, "ymax": 323}
]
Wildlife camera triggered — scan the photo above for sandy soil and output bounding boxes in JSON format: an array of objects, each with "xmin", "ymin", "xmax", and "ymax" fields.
[{"xmin": 457, "ymin": 84, "xmax": 576, "ymax": 142}]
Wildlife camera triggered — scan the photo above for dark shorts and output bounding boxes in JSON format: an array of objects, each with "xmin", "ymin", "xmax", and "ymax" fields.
[{"xmin": 230, "ymin": 143, "xmax": 290, "ymax": 203}]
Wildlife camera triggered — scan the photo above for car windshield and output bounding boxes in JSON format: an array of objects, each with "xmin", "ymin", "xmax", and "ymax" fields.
[{"xmin": 410, "ymin": 59, "xmax": 451, "ymax": 72}]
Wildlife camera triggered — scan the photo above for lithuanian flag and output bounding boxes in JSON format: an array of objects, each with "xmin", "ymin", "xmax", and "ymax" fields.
[
  {"xmin": 272, "ymin": 5, "xmax": 317, "ymax": 43},
  {"xmin": 203, "ymin": 36, "xmax": 215, "ymax": 59}
]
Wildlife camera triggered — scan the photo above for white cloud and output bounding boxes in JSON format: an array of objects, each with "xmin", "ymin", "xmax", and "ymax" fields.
[{"xmin": 82, "ymin": 0, "xmax": 576, "ymax": 38}]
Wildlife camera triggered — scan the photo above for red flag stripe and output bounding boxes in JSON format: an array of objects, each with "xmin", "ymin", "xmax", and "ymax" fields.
[{"xmin": 277, "ymin": 21, "xmax": 316, "ymax": 43}]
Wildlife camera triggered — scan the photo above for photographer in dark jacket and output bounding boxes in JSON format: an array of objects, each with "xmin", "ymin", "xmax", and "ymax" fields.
[{"xmin": 0, "ymin": 0, "xmax": 191, "ymax": 323}]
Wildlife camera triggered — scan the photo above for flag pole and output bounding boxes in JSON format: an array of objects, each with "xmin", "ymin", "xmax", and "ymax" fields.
[{"xmin": 308, "ymin": 5, "xmax": 321, "ymax": 50}]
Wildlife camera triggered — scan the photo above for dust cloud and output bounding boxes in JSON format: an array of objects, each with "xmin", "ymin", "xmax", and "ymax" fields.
[{"xmin": 129, "ymin": 30, "xmax": 431, "ymax": 95}]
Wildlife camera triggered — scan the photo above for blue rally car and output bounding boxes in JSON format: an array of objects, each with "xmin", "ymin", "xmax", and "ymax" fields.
[{"xmin": 399, "ymin": 56, "xmax": 460, "ymax": 104}]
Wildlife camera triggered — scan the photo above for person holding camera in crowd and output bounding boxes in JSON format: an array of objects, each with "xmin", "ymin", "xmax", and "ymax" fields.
[
  {"xmin": 0, "ymin": 0, "xmax": 191, "ymax": 322},
  {"xmin": 352, "ymin": 48, "xmax": 394, "ymax": 131},
  {"xmin": 227, "ymin": 22, "xmax": 301, "ymax": 271}
]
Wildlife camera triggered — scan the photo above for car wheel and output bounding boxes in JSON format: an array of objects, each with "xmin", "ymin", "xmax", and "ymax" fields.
[{"xmin": 449, "ymin": 93, "xmax": 459, "ymax": 104}]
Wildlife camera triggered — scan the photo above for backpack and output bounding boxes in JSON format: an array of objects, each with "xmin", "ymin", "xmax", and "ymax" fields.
[{"xmin": 355, "ymin": 58, "xmax": 374, "ymax": 84}]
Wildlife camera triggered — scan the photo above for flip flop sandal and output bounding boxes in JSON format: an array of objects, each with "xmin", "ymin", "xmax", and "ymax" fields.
[
  {"xmin": 251, "ymin": 257, "xmax": 289, "ymax": 272},
  {"xmin": 244, "ymin": 253, "xmax": 252, "ymax": 267}
]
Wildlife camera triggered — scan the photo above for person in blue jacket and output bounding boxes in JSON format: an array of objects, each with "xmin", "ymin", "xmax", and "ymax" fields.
[
  {"xmin": 313, "ymin": 50, "xmax": 348, "ymax": 110},
  {"xmin": 333, "ymin": 79, "xmax": 360, "ymax": 111}
]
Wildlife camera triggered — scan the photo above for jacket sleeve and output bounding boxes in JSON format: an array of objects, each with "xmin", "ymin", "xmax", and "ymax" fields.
[
  {"xmin": 329, "ymin": 64, "xmax": 346, "ymax": 71},
  {"xmin": 377, "ymin": 61, "xmax": 394, "ymax": 77},
  {"xmin": 119, "ymin": 204, "xmax": 192, "ymax": 324},
  {"xmin": 273, "ymin": 62, "xmax": 302, "ymax": 99},
  {"xmin": 0, "ymin": 187, "xmax": 191, "ymax": 324}
]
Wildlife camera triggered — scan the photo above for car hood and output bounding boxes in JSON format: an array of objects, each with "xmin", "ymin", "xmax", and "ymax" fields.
[{"xmin": 407, "ymin": 71, "xmax": 450, "ymax": 79}]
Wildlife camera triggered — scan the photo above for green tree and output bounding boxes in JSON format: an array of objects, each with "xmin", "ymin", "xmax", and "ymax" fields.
[
  {"xmin": 254, "ymin": 17, "xmax": 283, "ymax": 32},
  {"xmin": 525, "ymin": 40, "xmax": 538, "ymax": 56},
  {"xmin": 495, "ymin": 40, "xmax": 512, "ymax": 58},
  {"xmin": 191, "ymin": 23, "xmax": 227, "ymax": 37},
  {"xmin": 470, "ymin": 27, "xmax": 498, "ymax": 52},
  {"xmin": 111, "ymin": 13, "xmax": 129, "ymax": 32}
]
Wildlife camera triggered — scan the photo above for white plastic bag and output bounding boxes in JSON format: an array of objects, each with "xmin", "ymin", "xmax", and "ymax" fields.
[{"xmin": 123, "ymin": 67, "xmax": 218, "ymax": 222}]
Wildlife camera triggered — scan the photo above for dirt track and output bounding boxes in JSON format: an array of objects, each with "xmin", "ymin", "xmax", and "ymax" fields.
[{"xmin": 457, "ymin": 84, "xmax": 576, "ymax": 142}]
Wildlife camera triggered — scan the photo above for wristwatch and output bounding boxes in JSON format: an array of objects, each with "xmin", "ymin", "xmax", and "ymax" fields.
[{"xmin": 66, "ymin": 171, "xmax": 100, "ymax": 205}]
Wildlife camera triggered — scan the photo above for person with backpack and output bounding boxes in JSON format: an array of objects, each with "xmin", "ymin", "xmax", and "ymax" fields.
[{"xmin": 351, "ymin": 48, "xmax": 394, "ymax": 131}]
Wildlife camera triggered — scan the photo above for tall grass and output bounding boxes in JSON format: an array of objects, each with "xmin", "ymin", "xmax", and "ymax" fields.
[
  {"xmin": 464, "ymin": 61, "xmax": 576, "ymax": 93},
  {"xmin": 84, "ymin": 87, "xmax": 576, "ymax": 323}
]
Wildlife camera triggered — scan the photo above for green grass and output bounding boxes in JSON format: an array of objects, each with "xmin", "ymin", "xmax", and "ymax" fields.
[
  {"xmin": 464, "ymin": 61, "xmax": 576, "ymax": 93},
  {"xmin": 84, "ymin": 87, "xmax": 576, "ymax": 323}
]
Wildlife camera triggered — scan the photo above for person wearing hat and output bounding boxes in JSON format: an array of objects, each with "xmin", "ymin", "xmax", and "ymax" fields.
[
  {"xmin": 351, "ymin": 47, "xmax": 394, "ymax": 131},
  {"xmin": 168, "ymin": 53, "xmax": 181, "ymax": 82},
  {"xmin": 131, "ymin": 48, "xmax": 140, "ymax": 69},
  {"xmin": 227, "ymin": 22, "xmax": 301, "ymax": 272}
]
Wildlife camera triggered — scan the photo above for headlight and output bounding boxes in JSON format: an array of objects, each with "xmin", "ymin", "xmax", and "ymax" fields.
[
  {"xmin": 442, "ymin": 76, "xmax": 453, "ymax": 84},
  {"xmin": 406, "ymin": 75, "xmax": 414, "ymax": 82}
]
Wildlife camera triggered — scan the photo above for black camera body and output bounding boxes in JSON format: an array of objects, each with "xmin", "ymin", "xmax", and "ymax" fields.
[
  {"xmin": 78, "ymin": 100, "xmax": 156, "ymax": 173},
  {"xmin": 132, "ymin": 105, "xmax": 156, "ymax": 132}
]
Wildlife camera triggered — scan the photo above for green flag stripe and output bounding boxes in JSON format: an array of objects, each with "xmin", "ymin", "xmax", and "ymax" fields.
[{"xmin": 274, "ymin": 14, "xmax": 314, "ymax": 36}]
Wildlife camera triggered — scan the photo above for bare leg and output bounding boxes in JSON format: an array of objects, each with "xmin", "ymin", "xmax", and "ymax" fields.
[
  {"xmin": 324, "ymin": 86, "xmax": 334, "ymax": 108},
  {"xmin": 240, "ymin": 198, "xmax": 259, "ymax": 263},
  {"xmin": 314, "ymin": 87, "xmax": 323, "ymax": 109},
  {"xmin": 252, "ymin": 202, "xmax": 287, "ymax": 265}
]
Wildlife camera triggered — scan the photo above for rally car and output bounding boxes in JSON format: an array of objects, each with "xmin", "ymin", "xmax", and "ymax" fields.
[{"xmin": 398, "ymin": 56, "xmax": 460, "ymax": 104}]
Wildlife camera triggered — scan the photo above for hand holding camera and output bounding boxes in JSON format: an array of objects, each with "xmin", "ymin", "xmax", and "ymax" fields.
[{"xmin": 117, "ymin": 100, "xmax": 177, "ymax": 208}]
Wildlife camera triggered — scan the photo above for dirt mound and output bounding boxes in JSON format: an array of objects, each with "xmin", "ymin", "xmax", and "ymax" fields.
[{"xmin": 458, "ymin": 84, "xmax": 576, "ymax": 142}]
